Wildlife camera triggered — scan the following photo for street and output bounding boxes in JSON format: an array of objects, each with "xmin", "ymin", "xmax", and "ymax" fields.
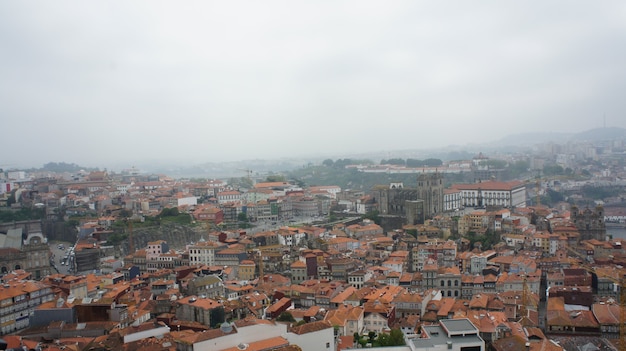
[{"xmin": 48, "ymin": 241, "xmax": 74, "ymax": 275}]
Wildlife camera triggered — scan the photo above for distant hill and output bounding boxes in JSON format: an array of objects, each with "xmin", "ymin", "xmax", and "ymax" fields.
[
  {"xmin": 491, "ymin": 127, "xmax": 626, "ymax": 148},
  {"xmin": 571, "ymin": 127, "xmax": 626, "ymax": 141},
  {"xmin": 492, "ymin": 132, "xmax": 573, "ymax": 147}
]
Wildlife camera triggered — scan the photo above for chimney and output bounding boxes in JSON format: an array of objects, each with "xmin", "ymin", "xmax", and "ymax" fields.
[{"xmin": 525, "ymin": 342, "xmax": 530, "ymax": 351}]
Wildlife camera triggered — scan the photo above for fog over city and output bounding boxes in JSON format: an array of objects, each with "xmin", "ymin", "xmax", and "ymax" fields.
[{"xmin": 1, "ymin": 1, "xmax": 626, "ymax": 169}]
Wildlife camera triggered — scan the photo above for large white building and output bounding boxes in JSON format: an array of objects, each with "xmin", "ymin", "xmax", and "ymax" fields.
[
  {"xmin": 443, "ymin": 189, "xmax": 462, "ymax": 212},
  {"xmin": 410, "ymin": 319, "xmax": 485, "ymax": 351},
  {"xmin": 351, "ymin": 318, "xmax": 484, "ymax": 351},
  {"xmin": 452, "ymin": 180, "xmax": 526, "ymax": 208},
  {"xmin": 186, "ymin": 240, "xmax": 224, "ymax": 266},
  {"xmin": 179, "ymin": 318, "xmax": 335, "ymax": 351}
]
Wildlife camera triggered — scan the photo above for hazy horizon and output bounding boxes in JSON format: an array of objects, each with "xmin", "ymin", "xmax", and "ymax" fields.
[{"xmin": 2, "ymin": 1, "xmax": 625, "ymax": 169}]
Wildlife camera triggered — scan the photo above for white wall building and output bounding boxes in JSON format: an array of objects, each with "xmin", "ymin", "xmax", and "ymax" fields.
[
  {"xmin": 177, "ymin": 196, "xmax": 198, "ymax": 207},
  {"xmin": 453, "ymin": 180, "xmax": 526, "ymax": 208},
  {"xmin": 187, "ymin": 240, "xmax": 223, "ymax": 266}
]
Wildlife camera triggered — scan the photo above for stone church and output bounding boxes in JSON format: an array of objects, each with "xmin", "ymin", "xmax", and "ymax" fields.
[
  {"xmin": 571, "ymin": 205, "xmax": 606, "ymax": 242},
  {"xmin": 373, "ymin": 172, "xmax": 444, "ymax": 227}
]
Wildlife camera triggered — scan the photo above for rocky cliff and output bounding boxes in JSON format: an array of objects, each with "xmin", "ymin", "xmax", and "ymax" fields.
[{"xmin": 121, "ymin": 223, "xmax": 207, "ymax": 255}]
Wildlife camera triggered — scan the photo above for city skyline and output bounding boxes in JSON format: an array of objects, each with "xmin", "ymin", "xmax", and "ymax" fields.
[{"xmin": 1, "ymin": 1, "xmax": 625, "ymax": 168}]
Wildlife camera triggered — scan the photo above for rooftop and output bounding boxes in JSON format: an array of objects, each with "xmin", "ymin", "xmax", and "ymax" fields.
[{"xmin": 440, "ymin": 318, "xmax": 479, "ymax": 336}]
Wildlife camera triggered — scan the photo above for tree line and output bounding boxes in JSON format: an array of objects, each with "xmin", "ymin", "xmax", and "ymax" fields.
[{"xmin": 379, "ymin": 158, "xmax": 443, "ymax": 167}]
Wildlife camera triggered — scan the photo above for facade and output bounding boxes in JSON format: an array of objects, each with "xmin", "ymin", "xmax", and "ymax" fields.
[
  {"xmin": 0, "ymin": 280, "xmax": 55, "ymax": 335},
  {"xmin": 175, "ymin": 295, "xmax": 225, "ymax": 327},
  {"xmin": 291, "ymin": 260, "xmax": 307, "ymax": 284},
  {"xmin": 417, "ymin": 172, "xmax": 445, "ymax": 218},
  {"xmin": 363, "ymin": 300, "xmax": 396, "ymax": 333},
  {"xmin": 571, "ymin": 205, "xmax": 606, "ymax": 242},
  {"xmin": 452, "ymin": 180, "xmax": 526, "ymax": 208},
  {"xmin": 238, "ymin": 260, "xmax": 256, "ymax": 281},
  {"xmin": 0, "ymin": 223, "xmax": 53, "ymax": 279},
  {"xmin": 216, "ymin": 190, "xmax": 241, "ymax": 204},
  {"xmin": 443, "ymin": 189, "xmax": 462, "ymax": 212},
  {"xmin": 187, "ymin": 240, "xmax": 224, "ymax": 266},
  {"xmin": 186, "ymin": 275, "xmax": 224, "ymax": 299},
  {"xmin": 411, "ymin": 319, "xmax": 485, "ymax": 351},
  {"xmin": 324, "ymin": 304, "xmax": 364, "ymax": 337},
  {"xmin": 375, "ymin": 174, "xmax": 444, "ymax": 226},
  {"xmin": 146, "ymin": 240, "xmax": 170, "ymax": 261}
]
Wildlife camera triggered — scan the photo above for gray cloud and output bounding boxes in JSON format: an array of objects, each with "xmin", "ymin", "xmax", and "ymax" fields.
[{"xmin": 1, "ymin": 1, "xmax": 625, "ymax": 168}]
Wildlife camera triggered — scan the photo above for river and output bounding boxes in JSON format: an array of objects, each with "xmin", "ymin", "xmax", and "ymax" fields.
[{"xmin": 607, "ymin": 226, "xmax": 626, "ymax": 240}]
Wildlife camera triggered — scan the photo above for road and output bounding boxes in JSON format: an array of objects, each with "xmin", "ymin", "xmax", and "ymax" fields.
[{"xmin": 48, "ymin": 241, "xmax": 74, "ymax": 275}]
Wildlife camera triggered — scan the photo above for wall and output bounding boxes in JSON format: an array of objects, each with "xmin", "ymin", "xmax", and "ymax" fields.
[{"xmin": 120, "ymin": 223, "xmax": 206, "ymax": 254}]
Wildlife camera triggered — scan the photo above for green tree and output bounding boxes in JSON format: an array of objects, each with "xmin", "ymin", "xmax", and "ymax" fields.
[
  {"xmin": 266, "ymin": 175, "xmax": 286, "ymax": 182},
  {"xmin": 7, "ymin": 190, "xmax": 16, "ymax": 206},
  {"xmin": 368, "ymin": 331, "xmax": 377, "ymax": 343},
  {"xmin": 543, "ymin": 164, "xmax": 564, "ymax": 176},
  {"xmin": 322, "ymin": 159, "xmax": 334, "ymax": 167},
  {"xmin": 210, "ymin": 306, "xmax": 226, "ymax": 328},
  {"xmin": 376, "ymin": 332, "xmax": 390, "ymax": 346},
  {"xmin": 509, "ymin": 160, "xmax": 530, "ymax": 177},
  {"xmin": 481, "ymin": 159, "xmax": 507, "ymax": 168},
  {"xmin": 238, "ymin": 212, "xmax": 248, "ymax": 222},
  {"xmin": 545, "ymin": 189, "xmax": 565, "ymax": 205},
  {"xmin": 406, "ymin": 158, "xmax": 422, "ymax": 167},
  {"xmin": 334, "ymin": 159, "xmax": 353, "ymax": 168},
  {"xmin": 363, "ymin": 211, "xmax": 381, "ymax": 225},
  {"xmin": 423, "ymin": 158, "xmax": 443, "ymax": 167},
  {"xmin": 119, "ymin": 208, "xmax": 132, "ymax": 217},
  {"xmin": 382, "ymin": 158, "xmax": 405, "ymax": 166},
  {"xmin": 160, "ymin": 207, "xmax": 179, "ymax": 217},
  {"xmin": 388, "ymin": 328, "xmax": 406, "ymax": 346},
  {"xmin": 276, "ymin": 312, "xmax": 296, "ymax": 323}
]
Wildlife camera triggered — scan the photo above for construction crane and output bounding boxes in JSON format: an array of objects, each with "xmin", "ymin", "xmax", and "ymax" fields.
[
  {"xmin": 563, "ymin": 244, "xmax": 594, "ymax": 264},
  {"xmin": 124, "ymin": 217, "xmax": 134, "ymax": 254},
  {"xmin": 577, "ymin": 263, "xmax": 625, "ymax": 351}
]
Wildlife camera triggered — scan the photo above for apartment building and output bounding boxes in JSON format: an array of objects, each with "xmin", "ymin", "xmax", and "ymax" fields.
[{"xmin": 0, "ymin": 280, "xmax": 54, "ymax": 335}]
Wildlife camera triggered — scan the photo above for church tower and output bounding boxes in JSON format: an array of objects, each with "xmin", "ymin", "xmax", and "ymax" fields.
[{"xmin": 417, "ymin": 171, "xmax": 444, "ymax": 219}]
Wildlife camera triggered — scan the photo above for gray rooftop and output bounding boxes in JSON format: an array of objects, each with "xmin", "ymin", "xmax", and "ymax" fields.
[
  {"xmin": 440, "ymin": 318, "xmax": 479, "ymax": 336},
  {"xmin": 412, "ymin": 322, "xmax": 483, "ymax": 349},
  {"xmin": 0, "ymin": 228, "xmax": 23, "ymax": 249}
]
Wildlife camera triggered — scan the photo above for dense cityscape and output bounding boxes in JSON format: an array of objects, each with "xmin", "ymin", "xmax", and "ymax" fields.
[{"xmin": 1, "ymin": 131, "xmax": 626, "ymax": 351}]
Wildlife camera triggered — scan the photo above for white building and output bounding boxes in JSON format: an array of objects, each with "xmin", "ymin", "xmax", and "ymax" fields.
[
  {"xmin": 348, "ymin": 318, "xmax": 484, "ymax": 351},
  {"xmin": 443, "ymin": 189, "xmax": 462, "ymax": 212},
  {"xmin": 186, "ymin": 319, "xmax": 335, "ymax": 351},
  {"xmin": 187, "ymin": 240, "xmax": 224, "ymax": 266},
  {"xmin": 217, "ymin": 190, "xmax": 241, "ymax": 204},
  {"xmin": 409, "ymin": 319, "xmax": 484, "ymax": 351},
  {"xmin": 177, "ymin": 195, "xmax": 198, "ymax": 207},
  {"xmin": 277, "ymin": 230, "xmax": 307, "ymax": 247},
  {"xmin": 452, "ymin": 180, "xmax": 526, "ymax": 208}
]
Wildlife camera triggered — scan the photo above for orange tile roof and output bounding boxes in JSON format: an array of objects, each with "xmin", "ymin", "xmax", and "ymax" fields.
[{"xmin": 220, "ymin": 336, "xmax": 289, "ymax": 351}]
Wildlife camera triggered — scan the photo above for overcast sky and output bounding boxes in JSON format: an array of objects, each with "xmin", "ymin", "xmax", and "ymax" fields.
[{"xmin": 1, "ymin": 1, "xmax": 626, "ymax": 169}]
